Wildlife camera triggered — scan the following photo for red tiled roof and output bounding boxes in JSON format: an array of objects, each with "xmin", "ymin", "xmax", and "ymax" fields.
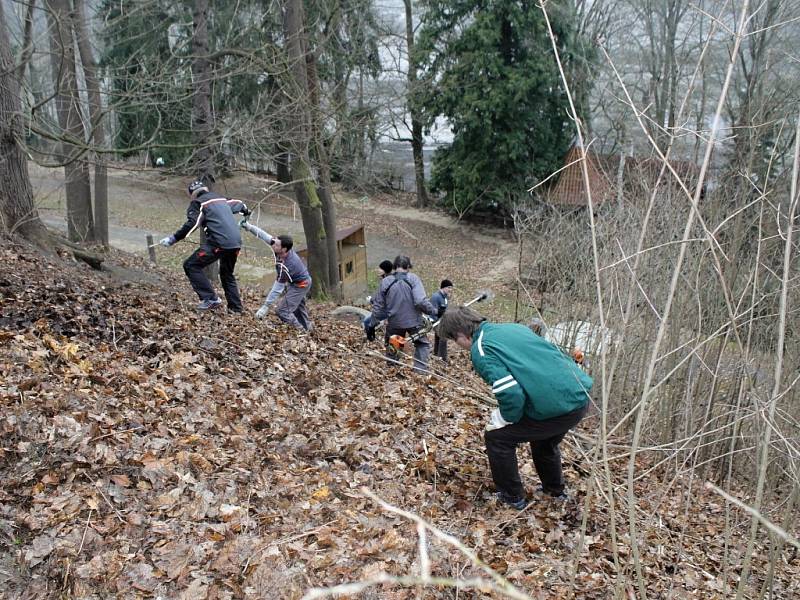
[
  {"xmin": 547, "ymin": 146, "xmax": 614, "ymax": 206},
  {"xmin": 547, "ymin": 145, "xmax": 701, "ymax": 207}
]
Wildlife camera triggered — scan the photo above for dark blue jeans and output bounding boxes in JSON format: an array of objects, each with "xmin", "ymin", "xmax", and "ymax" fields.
[{"xmin": 484, "ymin": 403, "xmax": 588, "ymax": 499}]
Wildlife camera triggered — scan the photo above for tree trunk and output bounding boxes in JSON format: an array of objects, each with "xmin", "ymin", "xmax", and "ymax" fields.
[
  {"xmin": 403, "ymin": 0, "xmax": 429, "ymax": 208},
  {"xmin": 283, "ymin": 0, "xmax": 330, "ymax": 295},
  {"xmin": 191, "ymin": 0, "xmax": 218, "ymax": 279},
  {"xmin": 275, "ymin": 148, "xmax": 292, "ymax": 183},
  {"xmin": 46, "ymin": 0, "xmax": 94, "ymax": 242},
  {"xmin": 16, "ymin": 0, "xmax": 37, "ymax": 82},
  {"xmin": 0, "ymin": 1, "xmax": 48, "ymax": 243},
  {"xmin": 72, "ymin": 0, "xmax": 108, "ymax": 247},
  {"xmin": 306, "ymin": 51, "xmax": 340, "ymax": 298},
  {"xmin": 192, "ymin": 0, "xmax": 215, "ymax": 184},
  {"xmin": 292, "ymin": 160, "xmax": 329, "ymax": 294}
]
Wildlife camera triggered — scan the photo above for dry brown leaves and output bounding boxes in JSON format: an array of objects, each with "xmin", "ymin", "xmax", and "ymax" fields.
[{"xmin": 0, "ymin": 242, "xmax": 798, "ymax": 599}]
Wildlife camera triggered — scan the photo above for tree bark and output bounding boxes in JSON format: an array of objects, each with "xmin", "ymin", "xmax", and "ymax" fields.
[
  {"xmin": 46, "ymin": 0, "xmax": 94, "ymax": 242},
  {"xmin": 16, "ymin": 0, "xmax": 37, "ymax": 82},
  {"xmin": 283, "ymin": 0, "xmax": 330, "ymax": 295},
  {"xmin": 275, "ymin": 147, "xmax": 292, "ymax": 183},
  {"xmin": 192, "ymin": 0, "xmax": 215, "ymax": 184},
  {"xmin": 191, "ymin": 0, "xmax": 218, "ymax": 279},
  {"xmin": 292, "ymin": 160, "xmax": 329, "ymax": 294},
  {"xmin": 0, "ymin": 1, "xmax": 48, "ymax": 243},
  {"xmin": 306, "ymin": 51, "xmax": 340, "ymax": 298},
  {"xmin": 72, "ymin": 0, "xmax": 108, "ymax": 247},
  {"xmin": 403, "ymin": 0, "xmax": 429, "ymax": 208}
]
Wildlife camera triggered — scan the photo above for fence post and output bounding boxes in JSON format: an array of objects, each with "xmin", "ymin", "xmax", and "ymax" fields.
[{"xmin": 146, "ymin": 234, "xmax": 157, "ymax": 264}]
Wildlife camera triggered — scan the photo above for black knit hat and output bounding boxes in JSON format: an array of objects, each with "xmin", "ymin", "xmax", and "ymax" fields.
[
  {"xmin": 378, "ymin": 260, "xmax": 394, "ymax": 276},
  {"xmin": 440, "ymin": 279, "xmax": 453, "ymax": 289}
]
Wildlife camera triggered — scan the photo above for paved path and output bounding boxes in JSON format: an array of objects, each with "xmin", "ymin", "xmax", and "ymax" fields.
[{"xmin": 40, "ymin": 213, "xmax": 270, "ymax": 280}]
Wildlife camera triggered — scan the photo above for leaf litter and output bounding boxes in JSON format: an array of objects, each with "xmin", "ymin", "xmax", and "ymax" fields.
[{"xmin": 0, "ymin": 242, "xmax": 798, "ymax": 599}]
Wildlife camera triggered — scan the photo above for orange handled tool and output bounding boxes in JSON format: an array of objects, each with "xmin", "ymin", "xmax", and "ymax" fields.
[{"xmin": 387, "ymin": 292, "xmax": 489, "ymax": 353}]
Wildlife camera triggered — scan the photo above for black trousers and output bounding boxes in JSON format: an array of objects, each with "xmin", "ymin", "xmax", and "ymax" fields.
[
  {"xmin": 183, "ymin": 246, "xmax": 242, "ymax": 311},
  {"xmin": 433, "ymin": 334, "xmax": 448, "ymax": 362},
  {"xmin": 484, "ymin": 403, "xmax": 588, "ymax": 499}
]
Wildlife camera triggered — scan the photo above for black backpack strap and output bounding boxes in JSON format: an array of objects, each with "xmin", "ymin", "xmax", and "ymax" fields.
[{"xmin": 383, "ymin": 276, "xmax": 413, "ymax": 297}]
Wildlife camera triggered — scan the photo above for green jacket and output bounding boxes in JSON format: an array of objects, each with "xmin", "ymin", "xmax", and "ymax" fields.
[{"xmin": 471, "ymin": 322, "xmax": 592, "ymax": 421}]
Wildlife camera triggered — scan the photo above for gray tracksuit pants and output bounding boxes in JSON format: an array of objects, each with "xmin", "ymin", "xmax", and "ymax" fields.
[{"xmin": 276, "ymin": 282, "xmax": 313, "ymax": 331}]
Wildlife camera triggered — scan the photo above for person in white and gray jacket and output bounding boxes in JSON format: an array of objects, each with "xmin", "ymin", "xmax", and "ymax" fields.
[
  {"xmin": 160, "ymin": 180, "xmax": 250, "ymax": 312},
  {"xmin": 370, "ymin": 255, "xmax": 437, "ymax": 373}
]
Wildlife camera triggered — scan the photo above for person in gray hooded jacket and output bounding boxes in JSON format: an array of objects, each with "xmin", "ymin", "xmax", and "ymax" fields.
[{"xmin": 370, "ymin": 255, "xmax": 437, "ymax": 373}]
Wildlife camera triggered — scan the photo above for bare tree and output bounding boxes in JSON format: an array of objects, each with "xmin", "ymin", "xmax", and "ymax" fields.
[
  {"xmin": 16, "ymin": 0, "xmax": 37, "ymax": 82},
  {"xmin": 306, "ymin": 50, "xmax": 340, "ymax": 297},
  {"xmin": 191, "ymin": 0, "xmax": 214, "ymax": 183},
  {"xmin": 0, "ymin": 0, "xmax": 48, "ymax": 244},
  {"xmin": 403, "ymin": 0, "xmax": 429, "ymax": 207},
  {"xmin": 45, "ymin": 0, "xmax": 94, "ymax": 242},
  {"xmin": 283, "ymin": 0, "xmax": 331, "ymax": 293},
  {"xmin": 72, "ymin": 0, "xmax": 108, "ymax": 247}
]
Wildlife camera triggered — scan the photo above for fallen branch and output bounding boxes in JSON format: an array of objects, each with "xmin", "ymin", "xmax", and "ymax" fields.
[
  {"xmin": 705, "ymin": 482, "xmax": 800, "ymax": 550},
  {"xmin": 301, "ymin": 488, "xmax": 534, "ymax": 600},
  {"xmin": 54, "ymin": 236, "xmax": 105, "ymax": 270}
]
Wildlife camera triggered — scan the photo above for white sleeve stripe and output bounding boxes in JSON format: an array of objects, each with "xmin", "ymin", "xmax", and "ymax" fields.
[
  {"xmin": 493, "ymin": 380, "xmax": 519, "ymax": 394},
  {"xmin": 493, "ymin": 375, "xmax": 514, "ymax": 387},
  {"xmin": 477, "ymin": 330, "xmax": 485, "ymax": 356},
  {"xmin": 492, "ymin": 378, "xmax": 517, "ymax": 391}
]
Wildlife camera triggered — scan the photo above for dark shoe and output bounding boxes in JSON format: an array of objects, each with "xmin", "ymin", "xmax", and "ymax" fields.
[
  {"xmin": 197, "ymin": 297, "xmax": 223, "ymax": 310},
  {"xmin": 536, "ymin": 485, "xmax": 568, "ymax": 501},
  {"xmin": 495, "ymin": 491, "xmax": 528, "ymax": 510},
  {"xmin": 227, "ymin": 307, "xmax": 243, "ymax": 314}
]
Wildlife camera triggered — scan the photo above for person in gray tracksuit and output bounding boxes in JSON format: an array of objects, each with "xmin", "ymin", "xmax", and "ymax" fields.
[
  {"xmin": 370, "ymin": 255, "xmax": 437, "ymax": 373},
  {"xmin": 241, "ymin": 222, "xmax": 313, "ymax": 331},
  {"xmin": 160, "ymin": 180, "xmax": 250, "ymax": 311}
]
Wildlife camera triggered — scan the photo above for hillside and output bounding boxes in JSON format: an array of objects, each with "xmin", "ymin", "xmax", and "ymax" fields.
[{"xmin": 1, "ymin": 241, "xmax": 798, "ymax": 599}]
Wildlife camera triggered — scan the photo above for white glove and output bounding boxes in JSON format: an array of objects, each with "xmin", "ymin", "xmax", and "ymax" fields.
[
  {"xmin": 255, "ymin": 304, "xmax": 271, "ymax": 319},
  {"xmin": 159, "ymin": 235, "xmax": 175, "ymax": 247},
  {"xmin": 485, "ymin": 408, "xmax": 512, "ymax": 432}
]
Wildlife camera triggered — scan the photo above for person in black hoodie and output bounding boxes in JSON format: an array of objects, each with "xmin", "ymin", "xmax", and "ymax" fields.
[
  {"xmin": 160, "ymin": 180, "xmax": 250, "ymax": 311},
  {"xmin": 430, "ymin": 279, "xmax": 453, "ymax": 363}
]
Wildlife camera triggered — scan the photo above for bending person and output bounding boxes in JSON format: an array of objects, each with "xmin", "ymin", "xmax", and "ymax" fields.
[
  {"xmin": 241, "ymin": 222, "xmax": 313, "ymax": 331},
  {"xmin": 437, "ymin": 306, "xmax": 592, "ymax": 509}
]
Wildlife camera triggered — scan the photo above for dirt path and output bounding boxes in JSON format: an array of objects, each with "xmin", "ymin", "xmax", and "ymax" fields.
[{"xmin": 30, "ymin": 163, "xmax": 519, "ymax": 291}]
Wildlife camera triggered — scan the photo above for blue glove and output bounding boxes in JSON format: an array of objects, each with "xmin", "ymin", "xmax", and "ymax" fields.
[{"xmin": 159, "ymin": 235, "xmax": 176, "ymax": 247}]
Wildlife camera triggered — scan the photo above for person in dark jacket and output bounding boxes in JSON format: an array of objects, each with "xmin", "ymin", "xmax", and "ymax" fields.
[
  {"xmin": 430, "ymin": 279, "xmax": 453, "ymax": 363},
  {"xmin": 363, "ymin": 260, "xmax": 394, "ymax": 341},
  {"xmin": 437, "ymin": 306, "xmax": 593, "ymax": 509},
  {"xmin": 371, "ymin": 255, "xmax": 437, "ymax": 373},
  {"xmin": 241, "ymin": 223, "xmax": 313, "ymax": 331},
  {"xmin": 160, "ymin": 180, "xmax": 250, "ymax": 311}
]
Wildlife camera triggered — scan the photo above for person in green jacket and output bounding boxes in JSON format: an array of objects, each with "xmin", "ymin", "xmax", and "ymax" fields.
[{"xmin": 437, "ymin": 306, "xmax": 592, "ymax": 509}]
